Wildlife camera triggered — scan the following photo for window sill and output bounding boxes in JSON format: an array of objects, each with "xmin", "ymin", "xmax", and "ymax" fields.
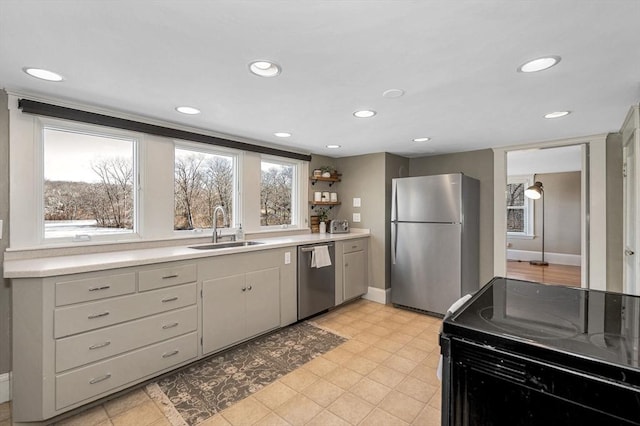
[{"xmin": 507, "ymin": 233, "xmax": 535, "ymax": 240}]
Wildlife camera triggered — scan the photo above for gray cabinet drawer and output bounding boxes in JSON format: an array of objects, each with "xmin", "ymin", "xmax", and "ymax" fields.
[
  {"xmin": 54, "ymin": 283, "xmax": 197, "ymax": 338},
  {"xmin": 343, "ymin": 239, "xmax": 366, "ymax": 254},
  {"xmin": 55, "ymin": 332, "xmax": 198, "ymax": 410},
  {"xmin": 138, "ymin": 263, "xmax": 196, "ymax": 291},
  {"xmin": 56, "ymin": 305, "xmax": 198, "ymax": 372},
  {"xmin": 56, "ymin": 273, "xmax": 136, "ymax": 306}
]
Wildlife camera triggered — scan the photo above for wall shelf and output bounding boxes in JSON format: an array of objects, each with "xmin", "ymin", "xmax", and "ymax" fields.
[
  {"xmin": 309, "ymin": 201, "xmax": 341, "ymax": 209},
  {"xmin": 310, "ymin": 176, "xmax": 341, "ymax": 187}
]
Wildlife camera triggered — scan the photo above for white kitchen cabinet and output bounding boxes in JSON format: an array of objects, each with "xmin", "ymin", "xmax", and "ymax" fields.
[
  {"xmin": 202, "ymin": 267, "xmax": 280, "ymax": 355},
  {"xmin": 12, "ymin": 261, "xmax": 199, "ymax": 422},
  {"xmin": 341, "ymin": 238, "xmax": 369, "ymax": 302}
]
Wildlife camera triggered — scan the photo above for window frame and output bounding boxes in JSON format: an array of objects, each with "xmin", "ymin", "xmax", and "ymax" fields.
[
  {"xmin": 173, "ymin": 140, "xmax": 241, "ymax": 234},
  {"xmin": 39, "ymin": 118, "xmax": 142, "ymax": 245},
  {"xmin": 506, "ymin": 175, "xmax": 534, "ymax": 238},
  {"xmin": 259, "ymin": 155, "xmax": 301, "ymax": 230}
]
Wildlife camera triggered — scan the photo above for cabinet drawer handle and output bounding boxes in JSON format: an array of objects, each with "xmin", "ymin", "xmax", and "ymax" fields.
[
  {"xmin": 242, "ymin": 287, "xmax": 247, "ymax": 292},
  {"xmin": 162, "ymin": 350, "xmax": 179, "ymax": 358},
  {"xmin": 352, "ymin": 245, "xmax": 358, "ymax": 249},
  {"xmin": 162, "ymin": 274, "xmax": 179, "ymax": 279},
  {"xmin": 88, "ymin": 311, "xmax": 110, "ymax": 319},
  {"xmin": 162, "ymin": 322, "xmax": 179, "ymax": 329},
  {"xmin": 89, "ymin": 341, "xmax": 111, "ymax": 350},
  {"xmin": 247, "ymin": 285, "xmax": 252, "ymax": 291},
  {"xmin": 89, "ymin": 373, "xmax": 112, "ymax": 384},
  {"xmin": 88, "ymin": 285, "xmax": 111, "ymax": 292},
  {"xmin": 345, "ymin": 263, "xmax": 349, "ymax": 267},
  {"xmin": 162, "ymin": 296, "xmax": 178, "ymax": 303}
]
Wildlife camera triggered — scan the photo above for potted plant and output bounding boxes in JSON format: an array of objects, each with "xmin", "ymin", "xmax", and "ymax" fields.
[{"xmin": 316, "ymin": 207, "xmax": 329, "ymax": 223}]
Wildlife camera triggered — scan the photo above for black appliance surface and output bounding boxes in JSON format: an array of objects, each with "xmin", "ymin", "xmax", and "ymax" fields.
[{"xmin": 440, "ymin": 277, "xmax": 640, "ymax": 426}]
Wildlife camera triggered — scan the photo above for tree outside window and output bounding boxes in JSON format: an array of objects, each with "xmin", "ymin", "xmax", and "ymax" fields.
[
  {"xmin": 174, "ymin": 147, "xmax": 235, "ymax": 230},
  {"xmin": 43, "ymin": 128, "xmax": 135, "ymax": 239},
  {"xmin": 261, "ymin": 160, "xmax": 295, "ymax": 226},
  {"xmin": 506, "ymin": 176, "xmax": 533, "ymax": 236}
]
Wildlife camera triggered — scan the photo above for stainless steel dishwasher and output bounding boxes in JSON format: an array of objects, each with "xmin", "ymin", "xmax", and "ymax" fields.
[{"xmin": 297, "ymin": 242, "xmax": 335, "ymax": 320}]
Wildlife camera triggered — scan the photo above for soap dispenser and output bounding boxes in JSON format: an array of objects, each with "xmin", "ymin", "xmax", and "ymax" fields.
[{"xmin": 236, "ymin": 224, "xmax": 244, "ymax": 241}]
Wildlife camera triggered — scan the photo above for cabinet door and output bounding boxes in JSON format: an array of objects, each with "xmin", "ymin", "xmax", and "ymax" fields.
[
  {"xmin": 344, "ymin": 250, "xmax": 367, "ymax": 300},
  {"xmin": 245, "ymin": 267, "xmax": 280, "ymax": 338},
  {"xmin": 202, "ymin": 274, "xmax": 246, "ymax": 355}
]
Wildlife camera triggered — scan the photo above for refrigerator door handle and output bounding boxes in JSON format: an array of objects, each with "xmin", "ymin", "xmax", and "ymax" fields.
[
  {"xmin": 391, "ymin": 222, "xmax": 397, "ymax": 265},
  {"xmin": 391, "ymin": 180, "xmax": 398, "ymax": 222}
]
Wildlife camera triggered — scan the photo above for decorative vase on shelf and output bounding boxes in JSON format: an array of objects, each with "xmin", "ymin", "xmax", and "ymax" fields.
[{"xmin": 319, "ymin": 221, "xmax": 326, "ymax": 234}]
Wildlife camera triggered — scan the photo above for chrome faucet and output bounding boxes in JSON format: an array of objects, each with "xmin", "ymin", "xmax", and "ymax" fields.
[{"xmin": 212, "ymin": 205, "xmax": 227, "ymax": 243}]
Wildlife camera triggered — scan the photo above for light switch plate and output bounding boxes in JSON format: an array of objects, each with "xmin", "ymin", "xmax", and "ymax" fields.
[
  {"xmin": 353, "ymin": 213, "xmax": 361, "ymax": 222},
  {"xmin": 353, "ymin": 198, "xmax": 361, "ymax": 207},
  {"xmin": 284, "ymin": 252, "xmax": 291, "ymax": 264}
]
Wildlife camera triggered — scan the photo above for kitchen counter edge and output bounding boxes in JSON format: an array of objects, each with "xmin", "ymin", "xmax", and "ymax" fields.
[{"xmin": 4, "ymin": 230, "xmax": 370, "ymax": 278}]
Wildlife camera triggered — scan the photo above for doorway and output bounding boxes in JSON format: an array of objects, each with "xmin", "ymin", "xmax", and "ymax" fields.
[{"xmin": 505, "ymin": 145, "xmax": 586, "ymax": 287}]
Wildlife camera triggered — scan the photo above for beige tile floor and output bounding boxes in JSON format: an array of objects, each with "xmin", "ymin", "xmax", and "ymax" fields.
[{"xmin": 0, "ymin": 299, "xmax": 442, "ymax": 426}]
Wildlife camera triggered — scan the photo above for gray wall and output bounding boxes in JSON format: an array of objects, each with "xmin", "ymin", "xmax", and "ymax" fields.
[
  {"xmin": 606, "ymin": 132, "xmax": 623, "ymax": 292},
  {"xmin": 0, "ymin": 90, "xmax": 10, "ymax": 375},
  {"xmin": 508, "ymin": 171, "xmax": 582, "ymax": 255},
  {"xmin": 409, "ymin": 149, "xmax": 494, "ymax": 285},
  {"xmin": 335, "ymin": 153, "xmax": 387, "ymax": 290}
]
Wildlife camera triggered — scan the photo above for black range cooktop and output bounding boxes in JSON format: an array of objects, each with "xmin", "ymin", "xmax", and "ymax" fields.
[{"xmin": 443, "ymin": 277, "xmax": 640, "ymax": 378}]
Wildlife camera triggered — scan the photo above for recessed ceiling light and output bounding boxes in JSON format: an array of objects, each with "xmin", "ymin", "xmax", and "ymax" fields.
[
  {"xmin": 353, "ymin": 110, "xmax": 376, "ymax": 118},
  {"xmin": 413, "ymin": 137, "xmax": 431, "ymax": 142},
  {"xmin": 176, "ymin": 106, "xmax": 201, "ymax": 115},
  {"xmin": 382, "ymin": 89, "xmax": 405, "ymax": 98},
  {"xmin": 544, "ymin": 111, "xmax": 571, "ymax": 119},
  {"xmin": 23, "ymin": 67, "xmax": 63, "ymax": 82},
  {"xmin": 517, "ymin": 56, "xmax": 561, "ymax": 73},
  {"xmin": 274, "ymin": 132, "xmax": 291, "ymax": 138},
  {"xmin": 326, "ymin": 145, "xmax": 341, "ymax": 149},
  {"xmin": 249, "ymin": 60, "xmax": 281, "ymax": 77}
]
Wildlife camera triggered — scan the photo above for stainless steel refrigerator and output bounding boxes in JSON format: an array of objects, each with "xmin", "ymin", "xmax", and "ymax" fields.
[{"xmin": 391, "ymin": 173, "xmax": 479, "ymax": 316}]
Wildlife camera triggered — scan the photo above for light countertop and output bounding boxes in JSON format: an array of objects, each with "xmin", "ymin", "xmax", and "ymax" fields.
[{"xmin": 4, "ymin": 230, "xmax": 370, "ymax": 278}]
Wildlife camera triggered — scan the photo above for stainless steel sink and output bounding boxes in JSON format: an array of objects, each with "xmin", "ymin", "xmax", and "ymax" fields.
[{"xmin": 188, "ymin": 241, "xmax": 265, "ymax": 250}]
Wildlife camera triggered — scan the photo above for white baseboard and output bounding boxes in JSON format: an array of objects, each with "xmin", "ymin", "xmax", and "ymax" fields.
[
  {"xmin": 507, "ymin": 249, "xmax": 581, "ymax": 266},
  {"xmin": 0, "ymin": 372, "xmax": 10, "ymax": 403},
  {"xmin": 363, "ymin": 286, "xmax": 391, "ymax": 305}
]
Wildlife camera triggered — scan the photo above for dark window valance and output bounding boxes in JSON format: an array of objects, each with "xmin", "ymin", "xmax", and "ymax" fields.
[{"xmin": 18, "ymin": 99, "xmax": 312, "ymax": 162}]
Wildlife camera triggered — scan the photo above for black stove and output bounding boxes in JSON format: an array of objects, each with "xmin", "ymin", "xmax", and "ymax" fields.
[{"xmin": 440, "ymin": 277, "xmax": 640, "ymax": 426}]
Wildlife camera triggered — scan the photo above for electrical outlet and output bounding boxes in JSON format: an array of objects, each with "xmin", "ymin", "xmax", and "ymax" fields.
[
  {"xmin": 353, "ymin": 213, "xmax": 361, "ymax": 222},
  {"xmin": 284, "ymin": 252, "xmax": 291, "ymax": 264},
  {"xmin": 353, "ymin": 197, "xmax": 361, "ymax": 207}
]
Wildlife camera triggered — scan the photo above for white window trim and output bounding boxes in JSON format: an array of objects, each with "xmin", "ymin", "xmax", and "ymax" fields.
[
  {"xmin": 39, "ymin": 117, "xmax": 144, "ymax": 245},
  {"xmin": 259, "ymin": 155, "xmax": 306, "ymax": 231},
  {"xmin": 507, "ymin": 175, "xmax": 534, "ymax": 238},
  {"xmin": 173, "ymin": 140, "xmax": 241, "ymax": 234}
]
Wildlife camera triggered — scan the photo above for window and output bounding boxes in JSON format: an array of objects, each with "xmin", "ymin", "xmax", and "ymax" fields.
[
  {"xmin": 174, "ymin": 145, "xmax": 237, "ymax": 230},
  {"xmin": 43, "ymin": 127, "xmax": 137, "ymax": 240},
  {"xmin": 506, "ymin": 175, "xmax": 533, "ymax": 236},
  {"xmin": 260, "ymin": 158, "xmax": 296, "ymax": 227}
]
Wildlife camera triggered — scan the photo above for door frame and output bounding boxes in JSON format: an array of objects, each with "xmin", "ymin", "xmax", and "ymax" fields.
[
  {"xmin": 493, "ymin": 134, "xmax": 608, "ymax": 290},
  {"xmin": 622, "ymin": 107, "xmax": 640, "ymax": 295}
]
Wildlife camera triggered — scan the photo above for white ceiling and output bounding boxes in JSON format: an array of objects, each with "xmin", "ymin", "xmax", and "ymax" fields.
[{"xmin": 0, "ymin": 1, "xmax": 639, "ymax": 158}]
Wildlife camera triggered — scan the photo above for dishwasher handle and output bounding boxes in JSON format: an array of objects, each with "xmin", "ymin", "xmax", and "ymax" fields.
[{"xmin": 300, "ymin": 243, "xmax": 334, "ymax": 252}]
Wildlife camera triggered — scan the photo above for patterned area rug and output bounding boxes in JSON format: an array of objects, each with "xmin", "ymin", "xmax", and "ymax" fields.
[{"xmin": 147, "ymin": 322, "xmax": 347, "ymax": 425}]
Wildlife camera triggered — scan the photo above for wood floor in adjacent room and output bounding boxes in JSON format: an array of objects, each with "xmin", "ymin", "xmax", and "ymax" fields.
[{"xmin": 506, "ymin": 260, "xmax": 581, "ymax": 287}]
